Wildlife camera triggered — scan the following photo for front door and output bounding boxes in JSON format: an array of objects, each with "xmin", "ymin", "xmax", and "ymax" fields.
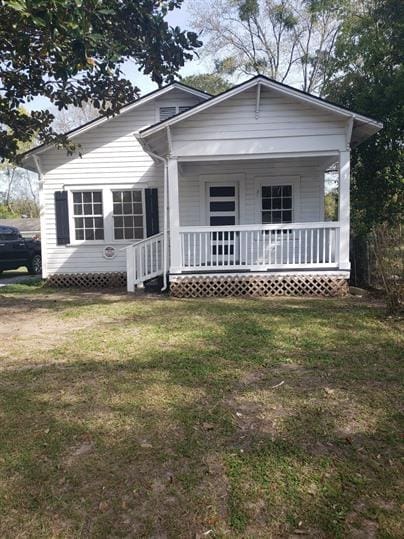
[{"xmin": 207, "ymin": 183, "xmax": 238, "ymax": 263}]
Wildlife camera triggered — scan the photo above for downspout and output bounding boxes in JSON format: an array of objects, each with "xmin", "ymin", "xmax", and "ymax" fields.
[{"xmin": 134, "ymin": 133, "xmax": 169, "ymax": 291}]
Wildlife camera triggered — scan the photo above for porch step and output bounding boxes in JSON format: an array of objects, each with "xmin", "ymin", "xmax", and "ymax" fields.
[
  {"xmin": 126, "ymin": 232, "xmax": 164, "ymax": 292},
  {"xmin": 143, "ymin": 275, "xmax": 164, "ymax": 292}
]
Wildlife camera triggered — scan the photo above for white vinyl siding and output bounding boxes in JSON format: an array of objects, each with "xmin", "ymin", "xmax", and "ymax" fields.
[
  {"xmin": 178, "ymin": 159, "xmax": 324, "ymax": 227},
  {"xmin": 39, "ymin": 88, "xmax": 206, "ymax": 275},
  {"xmin": 169, "ymin": 85, "xmax": 347, "ymax": 156},
  {"xmin": 37, "ymin": 82, "xmax": 343, "ymax": 277}
]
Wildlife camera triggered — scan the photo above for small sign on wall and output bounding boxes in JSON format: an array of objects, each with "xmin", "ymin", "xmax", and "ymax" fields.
[{"xmin": 103, "ymin": 246, "xmax": 117, "ymax": 260}]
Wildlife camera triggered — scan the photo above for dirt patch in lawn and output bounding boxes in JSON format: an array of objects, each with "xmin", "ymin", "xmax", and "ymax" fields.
[
  {"xmin": 0, "ymin": 290, "xmax": 133, "ymax": 369},
  {"xmin": 0, "ymin": 287, "xmax": 402, "ymax": 538}
]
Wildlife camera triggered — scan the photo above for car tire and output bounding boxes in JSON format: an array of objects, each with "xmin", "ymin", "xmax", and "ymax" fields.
[{"xmin": 27, "ymin": 254, "xmax": 42, "ymax": 275}]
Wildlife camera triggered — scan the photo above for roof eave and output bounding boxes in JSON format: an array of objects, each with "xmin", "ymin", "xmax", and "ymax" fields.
[
  {"xmin": 139, "ymin": 75, "xmax": 383, "ymax": 140},
  {"xmin": 20, "ymin": 82, "xmax": 211, "ymax": 163}
]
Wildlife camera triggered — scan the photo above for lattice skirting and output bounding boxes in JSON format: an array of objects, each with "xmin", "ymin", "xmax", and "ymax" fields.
[
  {"xmin": 170, "ymin": 274, "xmax": 349, "ymax": 298},
  {"xmin": 46, "ymin": 272, "xmax": 127, "ymax": 289}
]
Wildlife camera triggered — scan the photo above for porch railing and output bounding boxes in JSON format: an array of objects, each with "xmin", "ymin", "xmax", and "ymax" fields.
[
  {"xmin": 179, "ymin": 222, "xmax": 340, "ymax": 272},
  {"xmin": 126, "ymin": 232, "xmax": 164, "ymax": 291}
]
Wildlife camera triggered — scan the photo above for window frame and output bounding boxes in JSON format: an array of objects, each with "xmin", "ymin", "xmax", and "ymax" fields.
[
  {"xmin": 111, "ymin": 189, "xmax": 146, "ymax": 242},
  {"xmin": 155, "ymin": 103, "xmax": 192, "ymax": 122},
  {"xmin": 67, "ymin": 186, "xmax": 149, "ymax": 245},
  {"xmin": 69, "ymin": 189, "xmax": 105, "ymax": 244},
  {"xmin": 254, "ymin": 176, "xmax": 301, "ymax": 225}
]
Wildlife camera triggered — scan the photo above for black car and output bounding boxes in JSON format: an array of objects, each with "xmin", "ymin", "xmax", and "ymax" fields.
[{"xmin": 0, "ymin": 225, "xmax": 42, "ymax": 275}]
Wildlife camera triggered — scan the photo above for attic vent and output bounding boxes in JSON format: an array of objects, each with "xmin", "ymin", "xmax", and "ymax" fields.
[
  {"xmin": 159, "ymin": 105, "xmax": 192, "ymax": 121},
  {"xmin": 159, "ymin": 107, "xmax": 176, "ymax": 121}
]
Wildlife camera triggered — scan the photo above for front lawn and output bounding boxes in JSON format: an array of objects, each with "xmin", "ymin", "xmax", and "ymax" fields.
[{"xmin": 0, "ymin": 285, "xmax": 402, "ymax": 537}]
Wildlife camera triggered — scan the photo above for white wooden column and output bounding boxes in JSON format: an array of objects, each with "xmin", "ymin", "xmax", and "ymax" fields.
[
  {"xmin": 168, "ymin": 157, "xmax": 182, "ymax": 273},
  {"xmin": 338, "ymin": 150, "xmax": 351, "ymax": 270}
]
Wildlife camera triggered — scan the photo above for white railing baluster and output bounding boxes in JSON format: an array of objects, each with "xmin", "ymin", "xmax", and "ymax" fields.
[
  {"xmin": 297, "ymin": 230, "xmax": 302, "ymax": 264},
  {"xmin": 292, "ymin": 230, "xmax": 295, "ymax": 264},
  {"xmin": 310, "ymin": 229, "xmax": 313, "ymax": 264},
  {"xmin": 125, "ymin": 232, "xmax": 165, "ymax": 291},
  {"xmin": 175, "ymin": 222, "xmax": 340, "ymax": 273},
  {"xmin": 279, "ymin": 231, "xmax": 283, "ymax": 264},
  {"xmin": 328, "ymin": 229, "xmax": 332, "ymax": 263},
  {"xmin": 270, "ymin": 231, "xmax": 273, "ymax": 265}
]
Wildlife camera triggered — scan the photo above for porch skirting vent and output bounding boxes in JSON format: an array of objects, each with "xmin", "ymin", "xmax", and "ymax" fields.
[
  {"xmin": 169, "ymin": 274, "xmax": 348, "ymax": 298},
  {"xmin": 46, "ymin": 272, "xmax": 127, "ymax": 289}
]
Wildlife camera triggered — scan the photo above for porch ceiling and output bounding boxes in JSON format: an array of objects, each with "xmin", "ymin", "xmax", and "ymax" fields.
[{"xmin": 179, "ymin": 155, "xmax": 337, "ymax": 174}]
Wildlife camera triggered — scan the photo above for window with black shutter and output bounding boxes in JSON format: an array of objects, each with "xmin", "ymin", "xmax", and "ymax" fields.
[
  {"xmin": 112, "ymin": 190, "xmax": 144, "ymax": 240},
  {"xmin": 72, "ymin": 191, "xmax": 104, "ymax": 241}
]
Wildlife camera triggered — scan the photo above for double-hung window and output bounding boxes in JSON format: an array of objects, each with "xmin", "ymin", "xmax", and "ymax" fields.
[
  {"xmin": 112, "ymin": 190, "xmax": 144, "ymax": 240},
  {"xmin": 70, "ymin": 189, "xmax": 146, "ymax": 243},
  {"xmin": 261, "ymin": 185, "xmax": 293, "ymax": 224},
  {"xmin": 73, "ymin": 191, "xmax": 104, "ymax": 240}
]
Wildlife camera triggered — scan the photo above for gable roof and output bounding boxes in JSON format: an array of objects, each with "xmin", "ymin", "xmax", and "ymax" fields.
[
  {"xmin": 138, "ymin": 75, "xmax": 383, "ymax": 142},
  {"xmin": 21, "ymin": 81, "xmax": 211, "ymax": 164}
]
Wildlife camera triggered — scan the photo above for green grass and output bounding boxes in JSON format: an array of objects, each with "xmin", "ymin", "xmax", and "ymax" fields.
[{"xmin": 0, "ymin": 284, "xmax": 403, "ymax": 537}]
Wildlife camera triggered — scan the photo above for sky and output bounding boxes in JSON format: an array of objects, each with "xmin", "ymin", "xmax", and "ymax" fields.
[{"xmin": 24, "ymin": 1, "xmax": 210, "ymax": 112}]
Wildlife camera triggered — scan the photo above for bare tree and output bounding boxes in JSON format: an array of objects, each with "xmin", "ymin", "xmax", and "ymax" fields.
[
  {"xmin": 0, "ymin": 164, "xmax": 39, "ymax": 217},
  {"xmin": 190, "ymin": 0, "xmax": 349, "ymax": 95},
  {"xmin": 0, "ymin": 104, "xmax": 99, "ymax": 217},
  {"xmin": 51, "ymin": 102, "xmax": 100, "ymax": 133}
]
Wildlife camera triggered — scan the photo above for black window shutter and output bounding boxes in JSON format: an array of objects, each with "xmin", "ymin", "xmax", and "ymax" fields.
[
  {"xmin": 145, "ymin": 188, "xmax": 159, "ymax": 237},
  {"xmin": 55, "ymin": 191, "xmax": 70, "ymax": 245}
]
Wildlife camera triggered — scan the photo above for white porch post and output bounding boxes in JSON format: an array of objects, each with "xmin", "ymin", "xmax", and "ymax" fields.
[
  {"xmin": 339, "ymin": 150, "xmax": 351, "ymax": 270},
  {"xmin": 168, "ymin": 157, "xmax": 182, "ymax": 273}
]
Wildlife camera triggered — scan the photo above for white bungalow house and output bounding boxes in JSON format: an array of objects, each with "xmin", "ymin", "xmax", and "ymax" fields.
[{"xmin": 22, "ymin": 76, "xmax": 382, "ymax": 297}]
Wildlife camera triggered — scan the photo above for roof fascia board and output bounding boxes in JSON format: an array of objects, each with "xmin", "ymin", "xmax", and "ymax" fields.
[
  {"xmin": 262, "ymin": 78, "xmax": 382, "ymax": 128},
  {"xmin": 140, "ymin": 76, "xmax": 382, "ymax": 139},
  {"xmin": 67, "ymin": 83, "xmax": 209, "ymax": 141},
  {"xmin": 22, "ymin": 83, "xmax": 210, "ymax": 160}
]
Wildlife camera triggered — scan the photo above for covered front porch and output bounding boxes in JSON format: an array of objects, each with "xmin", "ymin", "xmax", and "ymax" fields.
[{"xmin": 126, "ymin": 152, "xmax": 350, "ymax": 292}]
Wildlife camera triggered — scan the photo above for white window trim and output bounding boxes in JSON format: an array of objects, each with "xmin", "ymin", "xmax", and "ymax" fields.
[
  {"xmin": 68, "ymin": 188, "xmax": 106, "ymax": 245},
  {"xmin": 111, "ymin": 189, "xmax": 146, "ymax": 242},
  {"xmin": 254, "ymin": 176, "xmax": 301, "ymax": 224},
  {"xmin": 67, "ymin": 187, "xmax": 148, "ymax": 246}
]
